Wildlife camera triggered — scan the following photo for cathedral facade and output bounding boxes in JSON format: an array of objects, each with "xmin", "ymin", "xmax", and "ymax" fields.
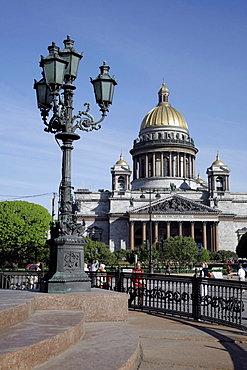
[{"xmin": 75, "ymin": 84, "xmax": 247, "ymax": 253}]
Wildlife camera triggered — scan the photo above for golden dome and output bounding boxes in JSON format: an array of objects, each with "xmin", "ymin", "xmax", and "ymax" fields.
[
  {"xmin": 212, "ymin": 154, "xmax": 224, "ymax": 166},
  {"xmin": 196, "ymin": 173, "xmax": 204, "ymax": 183},
  {"xmin": 116, "ymin": 154, "xmax": 128, "ymax": 165},
  {"xmin": 140, "ymin": 84, "xmax": 188, "ymax": 130}
]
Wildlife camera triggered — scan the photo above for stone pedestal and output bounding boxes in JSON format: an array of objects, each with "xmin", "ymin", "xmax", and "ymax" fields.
[{"xmin": 43, "ymin": 235, "xmax": 91, "ymax": 294}]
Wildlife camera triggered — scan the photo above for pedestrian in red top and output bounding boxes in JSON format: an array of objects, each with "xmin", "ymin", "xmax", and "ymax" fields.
[{"xmin": 129, "ymin": 262, "xmax": 144, "ymax": 307}]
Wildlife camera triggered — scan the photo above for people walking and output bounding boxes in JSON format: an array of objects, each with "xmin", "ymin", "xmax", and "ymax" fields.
[
  {"xmin": 129, "ymin": 262, "xmax": 144, "ymax": 307},
  {"xmin": 200, "ymin": 262, "xmax": 208, "ymax": 298},
  {"xmin": 238, "ymin": 265, "xmax": 246, "ymax": 282}
]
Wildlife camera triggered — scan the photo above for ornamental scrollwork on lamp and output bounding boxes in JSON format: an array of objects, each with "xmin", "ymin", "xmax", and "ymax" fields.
[
  {"xmin": 72, "ymin": 103, "xmax": 106, "ymax": 132},
  {"xmin": 63, "ymin": 251, "xmax": 80, "ymax": 271}
]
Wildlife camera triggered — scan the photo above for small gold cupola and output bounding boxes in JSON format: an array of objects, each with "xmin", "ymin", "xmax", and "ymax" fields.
[{"xmin": 116, "ymin": 153, "xmax": 128, "ymax": 165}]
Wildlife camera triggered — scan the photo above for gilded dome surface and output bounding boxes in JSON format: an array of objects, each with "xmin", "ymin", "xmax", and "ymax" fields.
[
  {"xmin": 140, "ymin": 84, "xmax": 188, "ymax": 130},
  {"xmin": 116, "ymin": 154, "xmax": 128, "ymax": 165},
  {"xmin": 140, "ymin": 104, "xmax": 188, "ymax": 130},
  {"xmin": 196, "ymin": 173, "xmax": 204, "ymax": 183},
  {"xmin": 212, "ymin": 154, "xmax": 224, "ymax": 166}
]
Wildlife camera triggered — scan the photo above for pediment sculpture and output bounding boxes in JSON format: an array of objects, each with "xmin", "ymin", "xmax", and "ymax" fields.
[{"xmin": 134, "ymin": 196, "xmax": 218, "ymax": 214}]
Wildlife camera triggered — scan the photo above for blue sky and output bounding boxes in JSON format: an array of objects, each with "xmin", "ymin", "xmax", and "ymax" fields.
[{"xmin": 1, "ymin": 0, "xmax": 247, "ymax": 214}]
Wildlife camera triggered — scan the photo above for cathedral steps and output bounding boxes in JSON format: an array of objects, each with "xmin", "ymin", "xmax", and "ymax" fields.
[
  {"xmin": 0, "ymin": 309, "xmax": 85, "ymax": 370},
  {"xmin": 0, "ymin": 290, "xmax": 140, "ymax": 370}
]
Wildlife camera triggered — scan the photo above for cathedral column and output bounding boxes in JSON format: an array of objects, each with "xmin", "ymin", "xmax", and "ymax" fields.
[
  {"xmin": 142, "ymin": 221, "xmax": 147, "ymax": 245},
  {"xmin": 179, "ymin": 221, "xmax": 183, "ymax": 236},
  {"xmin": 133, "ymin": 157, "xmax": 136, "ymax": 180},
  {"xmin": 145, "ymin": 154, "xmax": 148, "ymax": 178},
  {"xmin": 153, "ymin": 153, "xmax": 156, "ymax": 176},
  {"xmin": 210, "ymin": 224, "xmax": 215, "ymax": 251},
  {"xmin": 130, "ymin": 221, "xmax": 135, "ymax": 250},
  {"xmin": 215, "ymin": 222, "xmax": 219, "ymax": 251},
  {"xmin": 203, "ymin": 222, "xmax": 207, "ymax": 250},
  {"xmin": 161, "ymin": 152, "xmax": 164, "ymax": 176},
  {"xmin": 166, "ymin": 221, "xmax": 171, "ymax": 239},
  {"xmin": 188, "ymin": 155, "xmax": 191, "ymax": 178},
  {"xmin": 177, "ymin": 154, "xmax": 180, "ymax": 177},
  {"xmin": 135, "ymin": 157, "xmax": 139, "ymax": 180},
  {"xmin": 191, "ymin": 221, "xmax": 195, "ymax": 239},
  {"xmin": 154, "ymin": 221, "xmax": 159, "ymax": 243},
  {"xmin": 183, "ymin": 153, "xmax": 186, "ymax": 177},
  {"xmin": 192, "ymin": 156, "xmax": 196, "ymax": 178},
  {"xmin": 169, "ymin": 152, "xmax": 172, "ymax": 177},
  {"xmin": 136, "ymin": 157, "xmax": 139, "ymax": 179}
]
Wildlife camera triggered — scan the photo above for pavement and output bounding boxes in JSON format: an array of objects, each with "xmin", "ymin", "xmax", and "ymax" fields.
[
  {"xmin": 128, "ymin": 310, "xmax": 247, "ymax": 370},
  {"xmin": 1, "ymin": 287, "xmax": 247, "ymax": 369}
]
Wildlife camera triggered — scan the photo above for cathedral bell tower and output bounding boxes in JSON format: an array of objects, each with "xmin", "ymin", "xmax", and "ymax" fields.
[
  {"xmin": 111, "ymin": 154, "xmax": 132, "ymax": 192},
  {"xmin": 207, "ymin": 154, "xmax": 230, "ymax": 196}
]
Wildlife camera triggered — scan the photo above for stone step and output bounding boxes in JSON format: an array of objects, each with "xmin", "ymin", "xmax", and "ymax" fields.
[
  {"xmin": 0, "ymin": 309, "xmax": 84, "ymax": 370},
  {"xmin": 0, "ymin": 290, "xmax": 140, "ymax": 369},
  {"xmin": 35, "ymin": 320, "xmax": 140, "ymax": 370}
]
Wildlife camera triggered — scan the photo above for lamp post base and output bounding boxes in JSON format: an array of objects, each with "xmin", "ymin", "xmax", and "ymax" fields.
[
  {"xmin": 47, "ymin": 273, "xmax": 91, "ymax": 293},
  {"xmin": 42, "ymin": 235, "xmax": 91, "ymax": 293}
]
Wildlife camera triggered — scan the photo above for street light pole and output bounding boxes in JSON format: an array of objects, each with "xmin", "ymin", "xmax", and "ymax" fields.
[
  {"xmin": 148, "ymin": 191, "xmax": 153, "ymax": 274},
  {"xmin": 140, "ymin": 189, "xmax": 161, "ymax": 274},
  {"xmin": 34, "ymin": 36, "xmax": 117, "ymax": 293}
]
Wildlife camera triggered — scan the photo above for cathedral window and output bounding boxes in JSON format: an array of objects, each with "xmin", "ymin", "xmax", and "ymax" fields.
[
  {"xmin": 118, "ymin": 176, "xmax": 125, "ymax": 190},
  {"xmin": 148, "ymin": 156, "xmax": 153, "ymax": 177},
  {"xmin": 173, "ymin": 155, "xmax": 177, "ymax": 177},
  {"xmin": 164, "ymin": 156, "xmax": 169, "ymax": 176},
  {"xmin": 156, "ymin": 154, "xmax": 161, "ymax": 177},
  {"xmin": 216, "ymin": 177, "xmax": 224, "ymax": 191}
]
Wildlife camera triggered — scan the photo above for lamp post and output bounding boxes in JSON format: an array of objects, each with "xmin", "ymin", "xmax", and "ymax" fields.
[
  {"xmin": 140, "ymin": 189, "xmax": 160, "ymax": 274},
  {"xmin": 34, "ymin": 36, "xmax": 117, "ymax": 293}
]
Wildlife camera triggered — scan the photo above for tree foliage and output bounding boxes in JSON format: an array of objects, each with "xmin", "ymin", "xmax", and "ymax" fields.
[
  {"xmin": 0, "ymin": 201, "xmax": 51, "ymax": 267},
  {"xmin": 162, "ymin": 236, "xmax": 198, "ymax": 265},
  {"xmin": 197, "ymin": 248, "xmax": 211, "ymax": 263},
  {"xmin": 113, "ymin": 248, "xmax": 135, "ymax": 263},
  {"xmin": 83, "ymin": 238, "xmax": 117, "ymax": 266},
  {"xmin": 211, "ymin": 249, "xmax": 238, "ymax": 262},
  {"xmin": 236, "ymin": 233, "xmax": 247, "ymax": 258}
]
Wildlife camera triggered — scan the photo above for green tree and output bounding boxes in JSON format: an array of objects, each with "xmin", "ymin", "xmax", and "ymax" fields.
[
  {"xmin": 135, "ymin": 244, "xmax": 160, "ymax": 264},
  {"xmin": 113, "ymin": 248, "xmax": 129, "ymax": 261},
  {"xmin": 83, "ymin": 238, "xmax": 117, "ymax": 266},
  {"xmin": 112, "ymin": 249, "xmax": 136, "ymax": 264},
  {"xmin": 163, "ymin": 236, "xmax": 198, "ymax": 265},
  {"xmin": 0, "ymin": 201, "xmax": 51, "ymax": 267},
  {"xmin": 197, "ymin": 248, "xmax": 211, "ymax": 263},
  {"xmin": 236, "ymin": 232, "xmax": 247, "ymax": 258},
  {"xmin": 211, "ymin": 249, "xmax": 238, "ymax": 262}
]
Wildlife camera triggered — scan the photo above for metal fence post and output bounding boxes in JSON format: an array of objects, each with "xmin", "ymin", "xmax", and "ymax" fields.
[
  {"xmin": 192, "ymin": 276, "xmax": 200, "ymax": 321},
  {"xmin": 116, "ymin": 265, "xmax": 122, "ymax": 291}
]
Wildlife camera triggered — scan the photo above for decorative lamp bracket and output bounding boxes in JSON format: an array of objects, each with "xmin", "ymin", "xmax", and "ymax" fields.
[{"xmin": 72, "ymin": 103, "xmax": 108, "ymax": 132}]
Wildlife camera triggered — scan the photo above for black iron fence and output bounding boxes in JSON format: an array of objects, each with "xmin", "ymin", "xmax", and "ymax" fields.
[
  {"xmin": 0, "ymin": 271, "xmax": 42, "ymax": 290},
  {"xmin": 88, "ymin": 271, "xmax": 247, "ymax": 331},
  {"xmin": 1, "ymin": 270, "xmax": 246, "ymax": 330}
]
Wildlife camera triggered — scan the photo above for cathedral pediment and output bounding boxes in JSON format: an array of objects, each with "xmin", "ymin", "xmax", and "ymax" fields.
[{"xmin": 131, "ymin": 195, "xmax": 219, "ymax": 215}]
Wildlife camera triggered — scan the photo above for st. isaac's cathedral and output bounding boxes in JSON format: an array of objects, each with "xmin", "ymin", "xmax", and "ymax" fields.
[{"xmin": 74, "ymin": 84, "xmax": 247, "ymax": 253}]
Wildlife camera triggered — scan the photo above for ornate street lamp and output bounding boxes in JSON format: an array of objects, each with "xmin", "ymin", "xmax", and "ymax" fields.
[{"xmin": 34, "ymin": 36, "xmax": 117, "ymax": 293}]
